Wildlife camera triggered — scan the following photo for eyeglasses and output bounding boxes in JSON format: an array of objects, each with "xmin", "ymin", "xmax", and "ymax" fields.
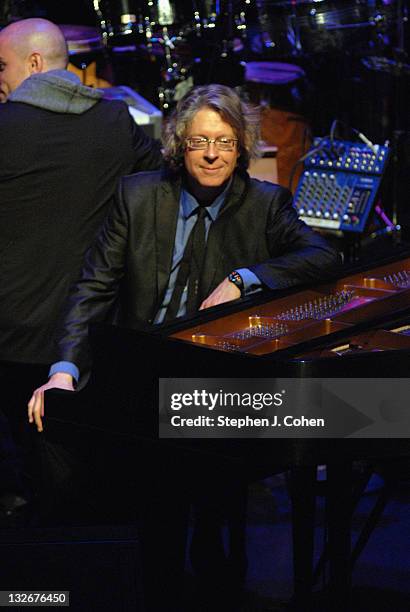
[{"xmin": 185, "ymin": 136, "xmax": 238, "ymax": 151}]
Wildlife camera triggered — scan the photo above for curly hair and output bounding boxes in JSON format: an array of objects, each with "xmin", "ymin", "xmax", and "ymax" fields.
[{"xmin": 162, "ymin": 84, "xmax": 261, "ymax": 171}]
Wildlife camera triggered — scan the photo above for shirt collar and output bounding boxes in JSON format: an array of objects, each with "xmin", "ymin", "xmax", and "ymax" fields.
[{"xmin": 181, "ymin": 178, "xmax": 232, "ymax": 222}]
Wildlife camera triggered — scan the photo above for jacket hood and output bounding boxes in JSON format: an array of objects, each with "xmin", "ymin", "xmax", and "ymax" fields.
[{"xmin": 9, "ymin": 69, "xmax": 102, "ymax": 114}]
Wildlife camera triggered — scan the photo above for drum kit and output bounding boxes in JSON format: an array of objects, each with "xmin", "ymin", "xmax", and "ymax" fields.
[
  {"xmin": 1, "ymin": 1, "xmax": 408, "ymax": 120},
  {"xmin": 87, "ymin": 0, "xmax": 252, "ymax": 110},
  {"xmin": 81, "ymin": 1, "xmax": 406, "ymax": 115}
]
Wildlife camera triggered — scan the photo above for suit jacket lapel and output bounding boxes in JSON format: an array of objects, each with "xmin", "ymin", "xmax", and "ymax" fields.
[{"xmin": 155, "ymin": 175, "xmax": 181, "ymax": 303}]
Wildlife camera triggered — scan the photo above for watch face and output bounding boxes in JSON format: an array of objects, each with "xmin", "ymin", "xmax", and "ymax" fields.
[{"xmin": 229, "ymin": 272, "xmax": 243, "ymax": 290}]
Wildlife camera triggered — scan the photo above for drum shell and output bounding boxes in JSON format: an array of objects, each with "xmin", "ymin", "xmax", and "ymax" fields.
[
  {"xmin": 192, "ymin": 0, "xmax": 249, "ymax": 39},
  {"xmin": 255, "ymin": 0, "xmax": 398, "ymax": 57},
  {"xmin": 244, "ymin": 62, "xmax": 311, "ymax": 191},
  {"xmin": 97, "ymin": 0, "xmax": 145, "ymax": 45}
]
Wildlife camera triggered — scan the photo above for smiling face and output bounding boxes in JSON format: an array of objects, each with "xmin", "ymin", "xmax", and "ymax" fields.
[{"xmin": 184, "ymin": 107, "xmax": 240, "ymax": 188}]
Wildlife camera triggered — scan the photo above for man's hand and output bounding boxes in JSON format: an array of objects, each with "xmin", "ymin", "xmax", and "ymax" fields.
[
  {"xmin": 199, "ymin": 277, "xmax": 241, "ymax": 310},
  {"xmin": 28, "ymin": 373, "xmax": 75, "ymax": 433}
]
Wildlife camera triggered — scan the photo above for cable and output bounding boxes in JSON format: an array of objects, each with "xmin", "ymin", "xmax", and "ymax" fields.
[
  {"xmin": 288, "ymin": 119, "xmax": 380, "ymax": 191},
  {"xmin": 287, "ymin": 134, "xmax": 328, "ymax": 191}
]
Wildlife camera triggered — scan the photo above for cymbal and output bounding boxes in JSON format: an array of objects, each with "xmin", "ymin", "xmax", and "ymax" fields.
[{"xmin": 245, "ymin": 61, "xmax": 305, "ymax": 85}]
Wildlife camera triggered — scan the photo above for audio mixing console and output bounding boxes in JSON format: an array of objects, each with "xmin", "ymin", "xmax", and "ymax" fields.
[{"xmin": 294, "ymin": 138, "xmax": 389, "ymax": 233}]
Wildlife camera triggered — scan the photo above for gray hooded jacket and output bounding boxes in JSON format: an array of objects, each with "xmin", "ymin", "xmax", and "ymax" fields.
[{"xmin": 9, "ymin": 69, "xmax": 102, "ymax": 114}]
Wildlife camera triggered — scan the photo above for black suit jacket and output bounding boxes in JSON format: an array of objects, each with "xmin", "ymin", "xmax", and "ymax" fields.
[
  {"xmin": 0, "ymin": 99, "xmax": 162, "ymax": 363},
  {"xmin": 56, "ymin": 169, "xmax": 339, "ymax": 376}
]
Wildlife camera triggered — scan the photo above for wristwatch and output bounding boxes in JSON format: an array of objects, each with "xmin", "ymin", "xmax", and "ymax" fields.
[{"xmin": 228, "ymin": 270, "xmax": 244, "ymax": 295}]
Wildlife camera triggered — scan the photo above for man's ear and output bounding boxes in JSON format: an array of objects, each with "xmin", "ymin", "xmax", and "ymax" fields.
[{"xmin": 28, "ymin": 52, "xmax": 44, "ymax": 74}]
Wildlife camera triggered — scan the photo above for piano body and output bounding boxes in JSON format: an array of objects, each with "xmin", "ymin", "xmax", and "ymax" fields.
[
  {"xmin": 148, "ymin": 251, "xmax": 410, "ymax": 610},
  {"xmin": 39, "ymin": 252, "xmax": 410, "ymax": 609}
]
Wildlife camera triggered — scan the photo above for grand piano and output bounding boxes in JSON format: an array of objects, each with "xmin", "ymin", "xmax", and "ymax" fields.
[
  {"xmin": 149, "ymin": 250, "xmax": 410, "ymax": 610},
  {"xmin": 39, "ymin": 251, "xmax": 410, "ymax": 610}
]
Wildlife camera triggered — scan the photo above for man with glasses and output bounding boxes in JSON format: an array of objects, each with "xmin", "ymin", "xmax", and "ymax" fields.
[
  {"xmin": 29, "ymin": 82, "xmax": 337, "ymax": 418},
  {"xmin": 29, "ymin": 84, "xmax": 338, "ymax": 611}
]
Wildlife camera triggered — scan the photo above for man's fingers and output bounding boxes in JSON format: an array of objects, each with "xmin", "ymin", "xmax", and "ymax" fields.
[
  {"xmin": 28, "ymin": 374, "xmax": 74, "ymax": 433},
  {"xmin": 27, "ymin": 390, "xmax": 37, "ymax": 421},
  {"xmin": 199, "ymin": 278, "xmax": 241, "ymax": 310},
  {"xmin": 34, "ymin": 390, "xmax": 43, "ymax": 432},
  {"xmin": 27, "ymin": 393, "xmax": 35, "ymax": 423},
  {"xmin": 199, "ymin": 297, "xmax": 215, "ymax": 310},
  {"xmin": 34, "ymin": 391, "xmax": 44, "ymax": 431},
  {"xmin": 27, "ymin": 389, "xmax": 43, "ymax": 432}
]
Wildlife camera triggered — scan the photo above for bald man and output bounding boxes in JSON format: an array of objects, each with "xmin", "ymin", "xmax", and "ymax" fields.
[
  {"xmin": 0, "ymin": 18, "xmax": 162, "ymax": 364},
  {"xmin": 0, "ymin": 18, "xmax": 161, "ymax": 514},
  {"xmin": 0, "ymin": 18, "xmax": 68, "ymax": 101}
]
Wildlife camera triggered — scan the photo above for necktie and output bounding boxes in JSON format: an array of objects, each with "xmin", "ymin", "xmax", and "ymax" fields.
[{"xmin": 165, "ymin": 206, "xmax": 208, "ymax": 321}]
